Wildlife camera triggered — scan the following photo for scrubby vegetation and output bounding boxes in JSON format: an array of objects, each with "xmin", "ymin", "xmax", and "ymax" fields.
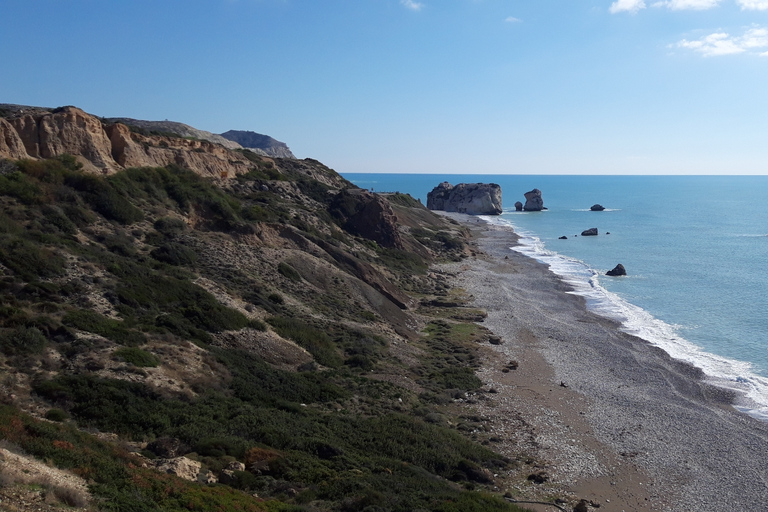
[{"xmin": 0, "ymin": 152, "xmax": 532, "ymax": 511}]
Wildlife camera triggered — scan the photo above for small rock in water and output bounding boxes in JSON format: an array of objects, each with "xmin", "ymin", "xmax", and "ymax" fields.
[
  {"xmin": 606, "ymin": 264, "xmax": 626, "ymax": 277},
  {"xmin": 581, "ymin": 227, "xmax": 598, "ymax": 236},
  {"xmin": 590, "ymin": 204, "xmax": 606, "ymax": 211},
  {"xmin": 559, "ymin": 236, "xmax": 567, "ymax": 240}
]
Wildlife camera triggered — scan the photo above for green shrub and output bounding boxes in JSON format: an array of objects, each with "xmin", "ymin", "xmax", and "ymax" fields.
[
  {"xmin": 65, "ymin": 173, "xmax": 144, "ymax": 224},
  {"xmin": 62, "ymin": 310, "xmax": 147, "ymax": 346},
  {"xmin": 150, "ymin": 243, "xmax": 198, "ymax": 266},
  {"xmin": 153, "ymin": 217, "xmax": 187, "ymax": 236},
  {"xmin": 44, "ymin": 408, "xmax": 69, "ymax": 422},
  {"xmin": 0, "ymin": 326, "xmax": 47, "ymax": 355},
  {"xmin": 267, "ymin": 317, "xmax": 342, "ymax": 368},
  {"xmin": 0, "ymin": 237, "xmax": 66, "ymax": 281},
  {"xmin": 113, "ymin": 347, "xmax": 159, "ymax": 367},
  {"xmin": 277, "ymin": 262, "xmax": 301, "ymax": 282}
]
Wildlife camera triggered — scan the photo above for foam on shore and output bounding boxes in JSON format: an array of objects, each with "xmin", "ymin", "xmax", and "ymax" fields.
[{"xmin": 483, "ymin": 216, "xmax": 768, "ymax": 423}]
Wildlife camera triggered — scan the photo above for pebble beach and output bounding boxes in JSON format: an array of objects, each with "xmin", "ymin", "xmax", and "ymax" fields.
[{"xmin": 442, "ymin": 215, "xmax": 768, "ymax": 511}]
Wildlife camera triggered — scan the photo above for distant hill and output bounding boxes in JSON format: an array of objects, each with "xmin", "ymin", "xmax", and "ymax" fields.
[
  {"xmin": 103, "ymin": 117, "xmax": 243, "ymax": 150},
  {"xmin": 220, "ymin": 130, "xmax": 295, "ymax": 159}
]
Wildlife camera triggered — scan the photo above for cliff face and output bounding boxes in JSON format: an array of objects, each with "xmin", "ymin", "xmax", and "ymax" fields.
[
  {"xmin": 426, "ymin": 182, "xmax": 503, "ymax": 215},
  {"xmin": 219, "ymin": 130, "xmax": 295, "ymax": 159},
  {"xmin": 1, "ymin": 106, "xmax": 266, "ymax": 178}
]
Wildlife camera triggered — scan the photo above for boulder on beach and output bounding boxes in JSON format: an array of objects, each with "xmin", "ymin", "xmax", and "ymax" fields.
[
  {"xmin": 523, "ymin": 189, "xmax": 545, "ymax": 211},
  {"xmin": 590, "ymin": 204, "xmax": 605, "ymax": 211},
  {"xmin": 514, "ymin": 201, "xmax": 523, "ymax": 211},
  {"xmin": 581, "ymin": 228, "xmax": 598, "ymax": 236},
  {"xmin": 426, "ymin": 182, "xmax": 502, "ymax": 215},
  {"xmin": 606, "ymin": 264, "xmax": 626, "ymax": 276}
]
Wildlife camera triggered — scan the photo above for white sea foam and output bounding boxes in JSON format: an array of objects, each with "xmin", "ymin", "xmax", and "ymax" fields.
[{"xmin": 483, "ymin": 216, "xmax": 768, "ymax": 423}]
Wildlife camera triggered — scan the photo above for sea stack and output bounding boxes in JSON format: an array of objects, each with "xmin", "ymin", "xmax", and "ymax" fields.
[
  {"xmin": 523, "ymin": 189, "xmax": 545, "ymax": 211},
  {"xmin": 426, "ymin": 182, "xmax": 503, "ymax": 215}
]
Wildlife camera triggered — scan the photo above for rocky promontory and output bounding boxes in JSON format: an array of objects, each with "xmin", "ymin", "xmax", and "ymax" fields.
[{"xmin": 426, "ymin": 182, "xmax": 502, "ymax": 215}]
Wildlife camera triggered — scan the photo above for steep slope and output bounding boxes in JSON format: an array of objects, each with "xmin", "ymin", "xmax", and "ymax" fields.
[{"xmin": 0, "ymin": 107, "xmax": 534, "ymax": 511}]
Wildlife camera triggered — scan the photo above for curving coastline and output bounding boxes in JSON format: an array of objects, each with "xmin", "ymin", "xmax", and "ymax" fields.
[{"xmin": 441, "ymin": 214, "xmax": 768, "ymax": 511}]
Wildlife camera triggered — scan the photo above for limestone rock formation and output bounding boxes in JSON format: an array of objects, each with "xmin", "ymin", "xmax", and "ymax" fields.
[
  {"xmin": 590, "ymin": 204, "xmax": 605, "ymax": 211},
  {"xmin": 104, "ymin": 117, "xmax": 242, "ymax": 150},
  {"xmin": 523, "ymin": 189, "xmax": 544, "ymax": 211},
  {"xmin": 150, "ymin": 457, "xmax": 202, "ymax": 482},
  {"xmin": 514, "ymin": 201, "xmax": 523, "ymax": 211},
  {"xmin": 606, "ymin": 264, "xmax": 626, "ymax": 276},
  {"xmin": 220, "ymin": 130, "xmax": 295, "ymax": 159},
  {"xmin": 581, "ymin": 228, "xmax": 598, "ymax": 236},
  {"xmin": 1, "ymin": 105, "xmax": 254, "ymax": 178},
  {"xmin": 0, "ymin": 118, "xmax": 29, "ymax": 159},
  {"xmin": 426, "ymin": 182, "xmax": 502, "ymax": 215},
  {"xmin": 9, "ymin": 107, "xmax": 117, "ymax": 173}
]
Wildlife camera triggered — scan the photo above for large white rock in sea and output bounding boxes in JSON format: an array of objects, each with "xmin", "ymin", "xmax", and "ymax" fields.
[{"xmin": 426, "ymin": 182, "xmax": 503, "ymax": 215}]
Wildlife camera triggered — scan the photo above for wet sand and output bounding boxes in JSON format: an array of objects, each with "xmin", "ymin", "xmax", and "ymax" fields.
[{"xmin": 440, "ymin": 215, "xmax": 768, "ymax": 511}]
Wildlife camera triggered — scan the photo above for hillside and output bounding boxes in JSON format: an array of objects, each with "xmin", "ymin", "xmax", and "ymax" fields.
[
  {"xmin": 0, "ymin": 105, "xmax": 543, "ymax": 511},
  {"xmin": 220, "ymin": 130, "xmax": 296, "ymax": 159}
]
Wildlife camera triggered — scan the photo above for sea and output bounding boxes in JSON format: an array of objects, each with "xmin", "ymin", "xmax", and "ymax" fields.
[{"xmin": 342, "ymin": 173, "xmax": 768, "ymax": 422}]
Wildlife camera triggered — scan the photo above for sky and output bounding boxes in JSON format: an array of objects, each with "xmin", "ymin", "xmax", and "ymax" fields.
[{"xmin": 1, "ymin": 0, "xmax": 767, "ymax": 175}]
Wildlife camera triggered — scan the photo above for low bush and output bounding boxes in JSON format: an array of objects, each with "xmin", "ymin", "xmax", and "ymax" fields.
[
  {"xmin": 62, "ymin": 310, "xmax": 147, "ymax": 346},
  {"xmin": 150, "ymin": 243, "xmax": 198, "ymax": 266},
  {"xmin": 267, "ymin": 316, "xmax": 342, "ymax": 368},
  {"xmin": 113, "ymin": 347, "xmax": 159, "ymax": 367},
  {"xmin": 0, "ymin": 326, "xmax": 47, "ymax": 355},
  {"xmin": 0, "ymin": 237, "xmax": 66, "ymax": 281}
]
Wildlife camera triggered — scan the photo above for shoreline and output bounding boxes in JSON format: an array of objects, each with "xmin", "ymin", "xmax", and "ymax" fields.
[{"xmin": 441, "ymin": 214, "xmax": 768, "ymax": 511}]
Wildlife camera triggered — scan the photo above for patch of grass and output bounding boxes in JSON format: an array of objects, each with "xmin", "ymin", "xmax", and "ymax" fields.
[
  {"xmin": 62, "ymin": 310, "xmax": 147, "ymax": 347},
  {"xmin": 113, "ymin": 347, "xmax": 160, "ymax": 367},
  {"xmin": 0, "ymin": 236, "xmax": 66, "ymax": 281},
  {"xmin": 385, "ymin": 192, "xmax": 422, "ymax": 208},
  {"xmin": 267, "ymin": 316, "xmax": 342, "ymax": 368},
  {"xmin": 150, "ymin": 243, "xmax": 198, "ymax": 266},
  {"xmin": 277, "ymin": 262, "xmax": 301, "ymax": 281},
  {"xmin": 0, "ymin": 326, "xmax": 47, "ymax": 355}
]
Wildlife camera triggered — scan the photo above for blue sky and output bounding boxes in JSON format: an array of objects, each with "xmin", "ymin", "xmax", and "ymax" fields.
[{"xmin": 1, "ymin": 0, "xmax": 767, "ymax": 174}]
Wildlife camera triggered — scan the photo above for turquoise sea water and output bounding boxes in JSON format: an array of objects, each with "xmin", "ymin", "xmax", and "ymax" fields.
[{"xmin": 343, "ymin": 173, "xmax": 768, "ymax": 421}]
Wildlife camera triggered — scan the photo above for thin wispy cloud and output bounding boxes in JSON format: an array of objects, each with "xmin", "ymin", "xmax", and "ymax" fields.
[
  {"xmin": 505, "ymin": 16, "xmax": 522, "ymax": 23},
  {"xmin": 401, "ymin": 0, "xmax": 424, "ymax": 11},
  {"xmin": 675, "ymin": 27, "xmax": 768, "ymax": 55},
  {"xmin": 610, "ymin": 0, "xmax": 647, "ymax": 13}
]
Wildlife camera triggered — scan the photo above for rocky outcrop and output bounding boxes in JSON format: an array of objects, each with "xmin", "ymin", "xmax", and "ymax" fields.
[
  {"xmin": 9, "ymin": 107, "xmax": 117, "ymax": 173},
  {"xmin": 514, "ymin": 201, "xmax": 523, "ymax": 211},
  {"xmin": 426, "ymin": 182, "xmax": 502, "ymax": 215},
  {"xmin": 0, "ymin": 106, "xmax": 257, "ymax": 178},
  {"xmin": 606, "ymin": 264, "xmax": 626, "ymax": 276},
  {"xmin": 0, "ymin": 118, "xmax": 29, "ymax": 160},
  {"xmin": 523, "ymin": 189, "xmax": 544, "ymax": 211},
  {"xmin": 590, "ymin": 204, "xmax": 605, "ymax": 211},
  {"xmin": 220, "ymin": 130, "xmax": 295, "ymax": 159},
  {"xmin": 581, "ymin": 228, "xmax": 598, "ymax": 236},
  {"xmin": 331, "ymin": 189, "xmax": 404, "ymax": 249},
  {"xmin": 150, "ymin": 457, "xmax": 202, "ymax": 482}
]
